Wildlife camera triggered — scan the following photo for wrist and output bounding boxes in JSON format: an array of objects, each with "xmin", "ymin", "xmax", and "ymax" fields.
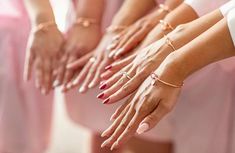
[{"xmin": 30, "ymin": 11, "xmax": 55, "ymax": 27}]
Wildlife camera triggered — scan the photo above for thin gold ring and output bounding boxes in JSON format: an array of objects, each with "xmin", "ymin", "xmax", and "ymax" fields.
[
  {"xmin": 121, "ymin": 71, "xmax": 132, "ymax": 80},
  {"xmin": 164, "ymin": 35, "xmax": 176, "ymax": 51}
]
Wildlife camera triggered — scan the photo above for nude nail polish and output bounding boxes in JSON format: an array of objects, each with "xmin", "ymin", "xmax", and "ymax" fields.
[
  {"xmin": 99, "ymin": 83, "xmax": 107, "ymax": 90},
  {"xmin": 103, "ymin": 98, "xmax": 110, "ymax": 104},
  {"xmin": 97, "ymin": 93, "xmax": 104, "ymax": 99},
  {"xmin": 136, "ymin": 123, "xmax": 149, "ymax": 135}
]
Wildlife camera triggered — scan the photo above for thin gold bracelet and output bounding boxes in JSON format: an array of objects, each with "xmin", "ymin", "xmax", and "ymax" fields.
[
  {"xmin": 164, "ymin": 35, "xmax": 176, "ymax": 51},
  {"xmin": 34, "ymin": 21, "xmax": 57, "ymax": 33},
  {"xmin": 151, "ymin": 72, "xmax": 183, "ymax": 88},
  {"xmin": 159, "ymin": 20, "xmax": 174, "ymax": 31},
  {"xmin": 74, "ymin": 17, "xmax": 98, "ymax": 27},
  {"xmin": 158, "ymin": 4, "xmax": 171, "ymax": 13}
]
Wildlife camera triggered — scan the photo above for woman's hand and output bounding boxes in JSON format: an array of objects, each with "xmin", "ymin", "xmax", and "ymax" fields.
[
  {"xmin": 108, "ymin": 9, "xmax": 166, "ymax": 59},
  {"xmin": 100, "ymin": 73, "xmax": 181, "ymax": 150},
  {"xmin": 97, "ymin": 36, "xmax": 176, "ymax": 104},
  {"xmin": 58, "ymin": 24, "xmax": 102, "ymax": 91},
  {"xmin": 66, "ymin": 31, "xmax": 120, "ymax": 93},
  {"xmin": 24, "ymin": 24, "xmax": 64, "ymax": 94}
]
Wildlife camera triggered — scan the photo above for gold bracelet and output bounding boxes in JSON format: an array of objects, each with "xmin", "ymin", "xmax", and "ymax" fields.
[
  {"xmin": 74, "ymin": 17, "xmax": 98, "ymax": 27},
  {"xmin": 151, "ymin": 72, "xmax": 183, "ymax": 88},
  {"xmin": 34, "ymin": 21, "xmax": 57, "ymax": 33},
  {"xmin": 106, "ymin": 25, "xmax": 127, "ymax": 33},
  {"xmin": 158, "ymin": 4, "xmax": 171, "ymax": 13},
  {"xmin": 164, "ymin": 35, "xmax": 176, "ymax": 51},
  {"xmin": 159, "ymin": 20, "xmax": 174, "ymax": 31}
]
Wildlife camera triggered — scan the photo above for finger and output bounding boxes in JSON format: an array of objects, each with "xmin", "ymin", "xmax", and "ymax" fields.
[
  {"xmin": 109, "ymin": 27, "xmax": 141, "ymax": 59},
  {"xmin": 42, "ymin": 58, "xmax": 53, "ymax": 94},
  {"xmin": 78, "ymin": 57, "xmax": 101, "ymax": 93},
  {"xmin": 101, "ymin": 103, "xmax": 131, "ymax": 138},
  {"xmin": 102, "ymin": 106, "xmax": 136, "ymax": 149},
  {"xmin": 53, "ymin": 53, "xmax": 68, "ymax": 87},
  {"xmin": 101, "ymin": 54, "xmax": 136, "ymax": 80},
  {"xmin": 71, "ymin": 58, "xmax": 93, "ymax": 88},
  {"xmin": 34, "ymin": 57, "xmax": 43, "ymax": 90},
  {"xmin": 114, "ymin": 27, "xmax": 148, "ymax": 59},
  {"xmin": 105, "ymin": 67, "xmax": 150, "ymax": 104},
  {"xmin": 136, "ymin": 101, "xmax": 168, "ymax": 135},
  {"xmin": 23, "ymin": 49, "xmax": 35, "ymax": 81},
  {"xmin": 66, "ymin": 52, "xmax": 93, "ymax": 69},
  {"xmin": 88, "ymin": 58, "xmax": 111, "ymax": 88},
  {"xmin": 110, "ymin": 93, "xmax": 136, "ymax": 121},
  {"xmin": 98, "ymin": 64, "xmax": 132, "ymax": 93},
  {"xmin": 100, "ymin": 66, "xmax": 136, "ymax": 104}
]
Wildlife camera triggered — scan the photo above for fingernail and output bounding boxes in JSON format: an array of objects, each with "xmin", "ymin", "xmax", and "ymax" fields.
[
  {"xmin": 117, "ymin": 48, "xmax": 124, "ymax": 54},
  {"xmin": 106, "ymin": 43, "xmax": 117, "ymax": 51},
  {"xmin": 97, "ymin": 93, "xmax": 104, "ymax": 99},
  {"xmin": 101, "ymin": 139, "xmax": 110, "ymax": 148},
  {"xmin": 79, "ymin": 86, "xmax": 86, "ymax": 93},
  {"xmin": 105, "ymin": 65, "xmax": 112, "ymax": 71},
  {"xmin": 111, "ymin": 142, "xmax": 118, "ymax": 151},
  {"xmin": 108, "ymin": 51, "xmax": 116, "ymax": 58},
  {"xmin": 112, "ymin": 35, "xmax": 121, "ymax": 40},
  {"xmin": 72, "ymin": 79, "xmax": 79, "ymax": 86},
  {"xmin": 66, "ymin": 83, "xmax": 72, "ymax": 89},
  {"xmin": 99, "ymin": 83, "xmax": 107, "ymax": 90},
  {"xmin": 110, "ymin": 113, "xmax": 116, "ymax": 121},
  {"xmin": 88, "ymin": 82, "xmax": 95, "ymax": 88},
  {"xmin": 136, "ymin": 123, "xmax": 149, "ymax": 135},
  {"xmin": 103, "ymin": 98, "xmax": 110, "ymax": 104},
  {"xmin": 53, "ymin": 80, "xmax": 60, "ymax": 87},
  {"xmin": 101, "ymin": 130, "xmax": 109, "ymax": 137}
]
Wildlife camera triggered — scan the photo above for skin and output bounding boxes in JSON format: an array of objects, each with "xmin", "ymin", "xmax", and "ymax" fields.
[
  {"xmin": 108, "ymin": 0, "xmax": 184, "ymax": 59},
  {"xmin": 66, "ymin": 0, "xmax": 157, "ymax": 93},
  {"xmin": 23, "ymin": 0, "xmax": 64, "ymax": 94},
  {"xmin": 100, "ymin": 9, "xmax": 226, "ymax": 149},
  {"xmin": 59, "ymin": 0, "xmax": 105, "ymax": 91},
  {"xmin": 103, "ymin": 16, "xmax": 235, "ymax": 147}
]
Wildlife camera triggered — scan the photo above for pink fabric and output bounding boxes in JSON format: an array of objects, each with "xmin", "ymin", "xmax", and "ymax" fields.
[{"xmin": 0, "ymin": 1, "xmax": 53, "ymax": 153}]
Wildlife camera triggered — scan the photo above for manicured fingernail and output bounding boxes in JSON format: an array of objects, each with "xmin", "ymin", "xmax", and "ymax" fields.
[
  {"xmin": 112, "ymin": 35, "xmax": 121, "ymax": 40},
  {"xmin": 117, "ymin": 48, "xmax": 124, "ymax": 54},
  {"xmin": 110, "ymin": 113, "xmax": 116, "ymax": 121},
  {"xmin": 106, "ymin": 43, "xmax": 117, "ymax": 51},
  {"xmin": 101, "ymin": 139, "xmax": 110, "ymax": 148},
  {"xmin": 101, "ymin": 130, "xmax": 109, "ymax": 137},
  {"xmin": 53, "ymin": 80, "xmax": 60, "ymax": 87},
  {"xmin": 79, "ymin": 86, "xmax": 85, "ymax": 93},
  {"xmin": 105, "ymin": 65, "xmax": 112, "ymax": 70},
  {"xmin": 66, "ymin": 83, "xmax": 72, "ymax": 89},
  {"xmin": 111, "ymin": 142, "xmax": 118, "ymax": 151},
  {"xmin": 108, "ymin": 51, "xmax": 116, "ymax": 58},
  {"xmin": 103, "ymin": 98, "xmax": 110, "ymax": 104},
  {"xmin": 99, "ymin": 84, "xmax": 107, "ymax": 90},
  {"xmin": 136, "ymin": 123, "xmax": 149, "ymax": 135},
  {"xmin": 88, "ymin": 82, "xmax": 95, "ymax": 88},
  {"xmin": 97, "ymin": 93, "xmax": 104, "ymax": 99}
]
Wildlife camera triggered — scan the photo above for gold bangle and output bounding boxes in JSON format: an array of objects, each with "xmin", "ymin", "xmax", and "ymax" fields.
[
  {"xmin": 158, "ymin": 4, "xmax": 171, "ymax": 13},
  {"xmin": 74, "ymin": 17, "xmax": 98, "ymax": 27},
  {"xmin": 34, "ymin": 21, "xmax": 57, "ymax": 33},
  {"xmin": 106, "ymin": 25, "xmax": 127, "ymax": 33},
  {"xmin": 151, "ymin": 72, "xmax": 183, "ymax": 88},
  {"xmin": 159, "ymin": 20, "xmax": 174, "ymax": 31},
  {"xmin": 164, "ymin": 35, "xmax": 176, "ymax": 51}
]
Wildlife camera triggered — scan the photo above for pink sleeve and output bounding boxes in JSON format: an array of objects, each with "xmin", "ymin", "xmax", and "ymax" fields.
[{"xmin": 184, "ymin": 0, "xmax": 229, "ymax": 16}]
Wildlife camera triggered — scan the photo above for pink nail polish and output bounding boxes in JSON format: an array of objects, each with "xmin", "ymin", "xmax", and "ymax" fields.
[
  {"xmin": 136, "ymin": 123, "xmax": 149, "ymax": 135},
  {"xmin": 103, "ymin": 98, "xmax": 110, "ymax": 104},
  {"xmin": 97, "ymin": 93, "xmax": 105, "ymax": 99},
  {"xmin": 99, "ymin": 83, "xmax": 107, "ymax": 90},
  {"xmin": 105, "ymin": 65, "xmax": 112, "ymax": 70}
]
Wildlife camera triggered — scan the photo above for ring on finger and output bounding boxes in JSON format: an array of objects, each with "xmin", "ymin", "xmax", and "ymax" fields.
[{"xmin": 121, "ymin": 71, "xmax": 132, "ymax": 80}]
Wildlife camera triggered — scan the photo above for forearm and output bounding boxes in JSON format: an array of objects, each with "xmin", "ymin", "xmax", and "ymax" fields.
[
  {"xmin": 76, "ymin": 0, "xmax": 105, "ymax": 23},
  {"xmin": 164, "ymin": 0, "xmax": 184, "ymax": 10},
  {"xmin": 111, "ymin": 0, "xmax": 157, "ymax": 26},
  {"xmin": 23, "ymin": 0, "xmax": 55, "ymax": 25},
  {"xmin": 158, "ymin": 18, "xmax": 235, "ymax": 85}
]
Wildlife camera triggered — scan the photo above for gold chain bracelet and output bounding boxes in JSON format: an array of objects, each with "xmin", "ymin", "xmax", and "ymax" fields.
[
  {"xmin": 74, "ymin": 17, "xmax": 98, "ymax": 28},
  {"xmin": 34, "ymin": 21, "xmax": 57, "ymax": 33}
]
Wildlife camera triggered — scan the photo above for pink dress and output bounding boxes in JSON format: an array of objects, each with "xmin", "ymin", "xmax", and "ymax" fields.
[{"xmin": 0, "ymin": 1, "xmax": 53, "ymax": 153}]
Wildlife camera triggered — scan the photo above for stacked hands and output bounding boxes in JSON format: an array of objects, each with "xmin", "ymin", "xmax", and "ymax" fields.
[{"xmin": 24, "ymin": 7, "xmax": 188, "ymax": 150}]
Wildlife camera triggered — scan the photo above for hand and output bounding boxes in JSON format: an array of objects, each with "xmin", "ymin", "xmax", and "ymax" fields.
[
  {"xmin": 66, "ymin": 31, "xmax": 121, "ymax": 93},
  {"xmin": 58, "ymin": 23, "xmax": 102, "ymax": 91},
  {"xmin": 108, "ymin": 9, "xmax": 164, "ymax": 59},
  {"xmin": 100, "ymin": 74, "xmax": 181, "ymax": 150},
  {"xmin": 97, "ymin": 37, "xmax": 174, "ymax": 104},
  {"xmin": 24, "ymin": 24, "xmax": 64, "ymax": 94}
]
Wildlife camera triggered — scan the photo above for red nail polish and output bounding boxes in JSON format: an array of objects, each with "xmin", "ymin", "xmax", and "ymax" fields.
[
  {"xmin": 99, "ymin": 84, "xmax": 107, "ymax": 90},
  {"xmin": 97, "ymin": 93, "xmax": 104, "ymax": 99},
  {"xmin": 105, "ymin": 65, "xmax": 112, "ymax": 70},
  {"xmin": 103, "ymin": 98, "xmax": 110, "ymax": 104}
]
